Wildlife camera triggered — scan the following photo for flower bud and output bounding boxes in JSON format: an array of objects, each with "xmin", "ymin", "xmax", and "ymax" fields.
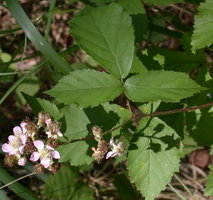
[
  {"xmin": 91, "ymin": 140, "xmax": 108, "ymax": 163},
  {"xmin": 92, "ymin": 126, "xmax": 102, "ymax": 141},
  {"xmin": 25, "ymin": 122, "xmax": 37, "ymax": 137},
  {"xmin": 23, "ymin": 138, "xmax": 37, "ymax": 154},
  {"xmin": 47, "ymin": 138, "xmax": 59, "ymax": 148},
  {"xmin": 34, "ymin": 163, "xmax": 45, "ymax": 174},
  {"xmin": 4, "ymin": 155, "xmax": 17, "ymax": 168},
  {"xmin": 50, "ymin": 163, "xmax": 60, "ymax": 174},
  {"xmin": 38, "ymin": 111, "xmax": 51, "ymax": 126}
]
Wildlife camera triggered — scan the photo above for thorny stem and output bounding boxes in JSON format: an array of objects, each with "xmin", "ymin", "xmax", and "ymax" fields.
[
  {"xmin": 64, "ymin": 102, "xmax": 213, "ymax": 144},
  {"xmin": 0, "ymin": 172, "xmax": 36, "ymax": 190}
]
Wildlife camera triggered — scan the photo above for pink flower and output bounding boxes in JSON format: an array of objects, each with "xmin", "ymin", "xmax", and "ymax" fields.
[
  {"xmin": 13, "ymin": 122, "xmax": 27, "ymax": 136},
  {"xmin": 2, "ymin": 134, "xmax": 27, "ymax": 155},
  {"xmin": 30, "ymin": 140, "xmax": 60, "ymax": 168},
  {"xmin": 106, "ymin": 138, "xmax": 125, "ymax": 159}
]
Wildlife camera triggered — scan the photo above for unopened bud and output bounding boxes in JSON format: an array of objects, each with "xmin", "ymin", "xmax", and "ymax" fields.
[
  {"xmin": 47, "ymin": 138, "xmax": 59, "ymax": 148},
  {"xmin": 92, "ymin": 126, "xmax": 102, "ymax": 141},
  {"xmin": 4, "ymin": 155, "xmax": 17, "ymax": 168},
  {"xmin": 91, "ymin": 140, "xmax": 108, "ymax": 163},
  {"xmin": 25, "ymin": 122, "xmax": 37, "ymax": 136},
  {"xmin": 50, "ymin": 163, "xmax": 60, "ymax": 174},
  {"xmin": 23, "ymin": 138, "xmax": 37, "ymax": 154},
  {"xmin": 38, "ymin": 111, "xmax": 51, "ymax": 126},
  {"xmin": 34, "ymin": 164, "xmax": 45, "ymax": 174},
  {"xmin": 49, "ymin": 121, "xmax": 61, "ymax": 135}
]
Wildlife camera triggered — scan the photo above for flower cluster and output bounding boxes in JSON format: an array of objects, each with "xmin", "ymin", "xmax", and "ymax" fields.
[
  {"xmin": 2, "ymin": 111, "xmax": 62, "ymax": 173},
  {"xmin": 91, "ymin": 126, "xmax": 125, "ymax": 162}
]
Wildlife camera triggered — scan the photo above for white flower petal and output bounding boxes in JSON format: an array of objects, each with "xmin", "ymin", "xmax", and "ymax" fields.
[
  {"xmin": 46, "ymin": 145, "xmax": 54, "ymax": 151},
  {"xmin": 18, "ymin": 157, "xmax": 27, "ymax": 166},
  {"xmin": 51, "ymin": 151, "xmax": 60, "ymax": 159},
  {"xmin": 20, "ymin": 122, "xmax": 27, "ymax": 134},
  {"xmin": 2, "ymin": 143, "xmax": 13, "ymax": 153},
  {"xmin": 19, "ymin": 145, "xmax": 25, "ymax": 154},
  {"xmin": 41, "ymin": 158, "xmax": 51, "ymax": 168},
  {"xmin": 20, "ymin": 134, "xmax": 28, "ymax": 145},
  {"xmin": 57, "ymin": 131, "xmax": 63, "ymax": 137},
  {"xmin": 45, "ymin": 119, "xmax": 52, "ymax": 127},
  {"xmin": 45, "ymin": 131, "xmax": 51, "ymax": 138},
  {"xmin": 13, "ymin": 126, "xmax": 22, "ymax": 136},
  {"xmin": 30, "ymin": 152, "xmax": 40, "ymax": 162},
  {"xmin": 8, "ymin": 135, "xmax": 17, "ymax": 143},
  {"xmin": 109, "ymin": 138, "xmax": 115, "ymax": 146},
  {"xmin": 33, "ymin": 140, "xmax": 44, "ymax": 150},
  {"xmin": 106, "ymin": 151, "xmax": 117, "ymax": 159}
]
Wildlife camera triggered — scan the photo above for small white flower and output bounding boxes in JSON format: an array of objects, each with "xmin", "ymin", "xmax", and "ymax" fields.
[
  {"xmin": 30, "ymin": 140, "xmax": 60, "ymax": 168},
  {"xmin": 106, "ymin": 138, "xmax": 125, "ymax": 159}
]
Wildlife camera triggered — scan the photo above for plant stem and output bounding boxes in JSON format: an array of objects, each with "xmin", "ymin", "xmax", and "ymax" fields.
[
  {"xmin": 0, "ymin": 172, "xmax": 36, "ymax": 190},
  {"xmin": 65, "ymin": 102, "xmax": 213, "ymax": 144}
]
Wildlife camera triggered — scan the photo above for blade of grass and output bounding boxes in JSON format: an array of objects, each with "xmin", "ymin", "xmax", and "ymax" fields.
[
  {"xmin": 0, "ymin": 54, "xmax": 39, "ymax": 67},
  {"xmin": 5, "ymin": 0, "xmax": 70, "ymax": 74},
  {"xmin": 1, "ymin": 40, "xmax": 25, "ymax": 72},
  {"xmin": 0, "ymin": 168, "xmax": 39, "ymax": 200},
  {"xmin": 168, "ymin": 183, "xmax": 187, "ymax": 200},
  {"xmin": 0, "ymin": 186, "xmax": 9, "ymax": 200},
  {"xmin": 45, "ymin": 0, "xmax": 57, "ymax": 40},
  {"xmin": 0, "ymin": 27, "xmax": 21, "ymax": 35},
  {"xmin": 0, "ymin": 60, "xmax": 48, "ymax": 105},
  {"xmin": 0, "ymin": 71, "xmax": 31, "ymax": 76},
  {"xmin": 174, "ymin": 174, "xmax": 193, "ymax": 197},
  {"xmin": 0, "ymin": 45, "xmax": 78, "ymax": 106}
]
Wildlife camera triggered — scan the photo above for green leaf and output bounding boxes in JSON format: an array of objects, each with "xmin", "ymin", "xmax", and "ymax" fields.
[
  {"xmin": 114, "ymin": 174, "xmax": 137, "ymax": 200},
  {"xmin": 158, "ymin": 102, "xmax": 184, "ymax": 138},
  {"xmin": 61, "ymin": 104, "xmax": 90, "ymax": 141},
  {"xmin": 204, "ymin": 145, "xmax": 213, "ymax": 196},
  {"xmin": 0, "ymin": 168, "xmax": 39, "ymax": 200},
  {"xmin": 57, "ymin": 141, "xmax": 95, "ymax": 166},
  {"xmin": 191, "ymin": 0, "xmax": 213, "ymax": 52},
  {"xmin": 130, "ymin": 55, "xmax": 148, "ymax": 74},
  {"xmin": 188, "ymin": 111, "xmax": 213, "ymax": 146},
  {"xmin": 138, "ymin": 101, "xmax": 161, "ymax": 114},
  {"xmin": 23, "ymin": 93, "xmax": 62, "ymax": 120},
  {"xmin": 124, "ymin": 70, "xmax": 204, "ymax": 103},
  {"xmin": 71, "ymin": 184, "xmax": 95, "ymax": 200},
  {"xmin": 58, "ymin": 103, "xmax": 130, "ymax": 165},
  {"xmin": 70, "ymin": 3, "xmax": 134, "ymax": 79},
  {"xmin": 42, "ymin": 166, "xmax": 80, "ymax": 200},
  {"xmin": 16, "ymin": 75, "xmax": 39, "ymax": 106},
  {"xmin": 144, "ymin": 0, "xmax": 183, "ymax": 5},
  {"xmin": 46, "ymin": 69, "xmax": 123, "ymax": 107},
  {"xmin": 147, "ymin": 46, "xmax": 206, "ymax": 73},
  {"xmin": 0, "ymin": 187, "xmax": 9, "ymax": 200},
  {"xmin": 128, "ymin": 117, "xmax": 180, "ymax": 200},
  {"xmin": 118, "ymin": 0, "xmax": 145, "ymax": 15}
]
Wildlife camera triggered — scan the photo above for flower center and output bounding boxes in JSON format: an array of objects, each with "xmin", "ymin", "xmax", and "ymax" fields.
[
  {"xmin": 11, "ymin": 139, "xmax": 21, "ymax": 149},
  {"xmin": 39, "ymin": 149, "xmax": 50, "ymax": 158}
]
